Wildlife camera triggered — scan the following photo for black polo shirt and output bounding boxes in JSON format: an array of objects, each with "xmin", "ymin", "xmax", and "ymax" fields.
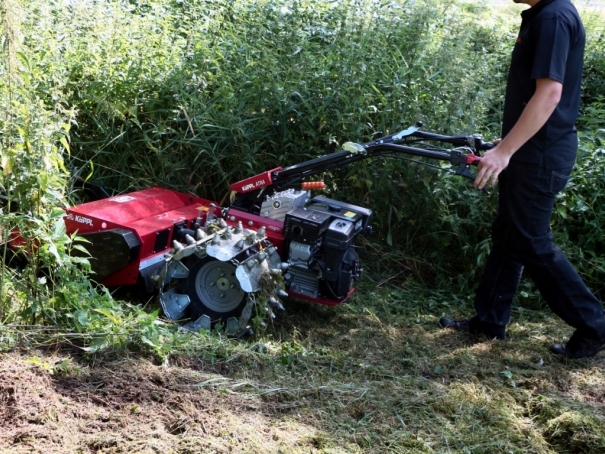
[{"xmin": 503, "ymin": 0, "xmax": 585, "ymax": 168}]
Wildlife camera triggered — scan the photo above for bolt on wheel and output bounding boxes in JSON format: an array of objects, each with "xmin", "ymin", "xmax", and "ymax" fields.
[{"xmin": 183, "ymin": 257, "xmax": 246, "ymax": 321}]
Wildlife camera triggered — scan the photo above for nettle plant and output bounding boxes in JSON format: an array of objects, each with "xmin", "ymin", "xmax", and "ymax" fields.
[
  {"xmin": 0, "ymin": 4, "xmax": 180, "ymax": 356},
  {"xmin": 0, "ymin": 67, "xmax": 88, "ymax": 320},
  {"xmin": 552, "ymin": 129, "xmax": 605, "ymax": 301},
  {"xmin": 0, "ymin": 1, "xmax": 85, "ymax": 321},
  {"xmin": 0, "ymin": 85, "xmax": 176, "ymax": 353}
]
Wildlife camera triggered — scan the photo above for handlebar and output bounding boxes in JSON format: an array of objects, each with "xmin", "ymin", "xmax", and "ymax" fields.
[
  {"xmin": 274, "ymin": 123, "xmax": 493, "ymax": 184},
  {"xmin": 229, "ymin": 123, "xmax": 495, "ymax": 195},
  {"xmin": 364, "ymin": 122, "xmax": 494, "ymax": 153}
]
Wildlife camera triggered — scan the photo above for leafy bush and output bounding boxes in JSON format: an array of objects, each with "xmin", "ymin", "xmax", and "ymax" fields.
[
  {"xmin": 2, "ymin": 0, "xmax": 605, "ymax": 345},
  {"xmin": 18, "ymin": 0, "xmax": 508, "ymax": 190},
  {"xmin": 581, "ymin": 12, "xmax": 605, "ymax": 111},
  {"xmin": 0, "ymin": 0, "xmax": 184, "ymax": 355},
  {"xmin": 552, "ymin": 130, "xmax": 605, "ymax": 300}
]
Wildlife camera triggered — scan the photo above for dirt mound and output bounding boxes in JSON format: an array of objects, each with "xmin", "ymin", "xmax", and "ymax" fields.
[{"xmin": 0, "ymin": 350, "xmax": 318, "ymax": 454}]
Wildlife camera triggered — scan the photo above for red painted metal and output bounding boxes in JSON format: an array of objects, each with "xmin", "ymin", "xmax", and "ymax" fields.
[
  {"xmin": 466, "ymin": 155, "xmax": 482, "ymax": 165},
  {"xmin": 229, "ymin": 167, "xmax": 282, "ymax": 194},
  {"xmin": 287, "ymin": 289, "xmax": 354, "ymax": 306},
  {"xmin": 224, "ymin": 208, "xmax": 286, "ymax": 252},
  {"xmin": 64, "ymin": 187, "xmax": 219, "ymax": 286}
]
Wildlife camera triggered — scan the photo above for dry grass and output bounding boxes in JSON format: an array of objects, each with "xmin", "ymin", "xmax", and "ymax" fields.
[{"xmin": 1, "ymin": 286, "xmax": 605, "ymax": 453}]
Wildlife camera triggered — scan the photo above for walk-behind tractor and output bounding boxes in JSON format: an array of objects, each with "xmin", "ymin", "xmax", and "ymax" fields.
[{"xmin": 29, "ymin": 123, "xmax": 493, "ymax": 335}]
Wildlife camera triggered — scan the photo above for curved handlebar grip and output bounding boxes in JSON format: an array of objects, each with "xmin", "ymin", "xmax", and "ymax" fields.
[{"xmin": 478, "ymin": 141, "xmax": 495, "ymax": 150}]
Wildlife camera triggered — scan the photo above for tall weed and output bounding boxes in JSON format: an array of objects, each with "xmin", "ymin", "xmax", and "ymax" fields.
[
  {"xmin": 6, "ymin": 0, "xmax": 605, "ymax": 326},
  {"xmin": 19, "ymin": 0, "xmax": 509, "ymax": 194},
  {"xmin": 553, "ymin": 129, "xmax": 605, "ymax": 300},
  {"xmin": 0, "ymin": 0, "xmax": 178, "ymax": 355}
]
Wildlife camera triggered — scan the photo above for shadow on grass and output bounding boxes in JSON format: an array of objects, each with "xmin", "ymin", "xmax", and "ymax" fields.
[
  {"xmin": 244, "ymin": 292, "xmax": 605, "ymax": 453},
  {"xmin": 26, "ymin": 289, "xmax": 605, "ymax": 454}
]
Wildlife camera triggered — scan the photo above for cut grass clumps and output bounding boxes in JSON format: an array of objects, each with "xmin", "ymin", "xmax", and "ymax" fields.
[
  {"xmin": 544, "ymin": 410, "xmax": 605, "ymax": 453},
  {"xmin": 182, "ymin": 286, "xmax": 597, "ymax": 453},
  {"xmin": 408, "ymin": 383, "xmax": 551, "ymax": 453},
  {"xmin": 529, "ymin": 393, "xmax": 605, "ymax": 453},
  {"xmin": 2, "ymin": 284, "xmax": 605, "ymax": 452}
]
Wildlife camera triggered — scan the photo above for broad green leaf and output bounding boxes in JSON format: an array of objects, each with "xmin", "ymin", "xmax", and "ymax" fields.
[{"xmin": 94, "ymin": 308, "xmax": 122, "ymax": 325}]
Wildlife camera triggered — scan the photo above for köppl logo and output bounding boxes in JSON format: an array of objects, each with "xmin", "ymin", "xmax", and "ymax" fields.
[{"xmin": 66, "ymin": 213, "xmax": 94, "ymax": 226}]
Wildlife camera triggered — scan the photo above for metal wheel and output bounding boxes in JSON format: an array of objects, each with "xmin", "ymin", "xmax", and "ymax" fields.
[{"xmin": 183, "ymin": 257, "xmax": 246, "ymax": 321}]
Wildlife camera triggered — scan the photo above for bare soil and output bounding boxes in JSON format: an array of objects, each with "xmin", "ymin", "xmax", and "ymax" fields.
[
  {"xmin": 2, "ymin": 299, "xmax": 605, "ymax": 454},
  {"xmin": 0, "ymin": 350, "xmax": 321, "ymax": 454}
]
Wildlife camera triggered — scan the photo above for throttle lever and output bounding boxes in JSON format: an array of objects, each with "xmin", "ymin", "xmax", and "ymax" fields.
[
  {"xmin": 449, "ymin": 150, "xmax": 477, "ymax": 181},
  {"xmin": 451, "ymin": 151, "xmax": 489, "ymax": 193},
  {"xmin": 455, "ymin": 162, "xmax": 477, "ymax": 181},
  {"xmin": 465, "ymin": 154, "xmax": 482, "ymax": 166}
]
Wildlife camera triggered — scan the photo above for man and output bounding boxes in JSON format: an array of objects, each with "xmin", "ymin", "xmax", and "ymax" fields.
[{"xmin": 439, "ymin": 0, "xmax": 605, "ymax": 358}]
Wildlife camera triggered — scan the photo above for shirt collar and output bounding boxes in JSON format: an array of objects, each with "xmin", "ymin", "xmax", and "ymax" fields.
[{"xmin": 521, "ymin": 0, "xmax": 559, "ymax": 20}]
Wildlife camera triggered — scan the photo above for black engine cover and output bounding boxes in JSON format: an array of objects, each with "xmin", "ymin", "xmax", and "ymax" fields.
[{"xmin": 283, "ymin": 208, "xmax": 332, "ymax": 243}]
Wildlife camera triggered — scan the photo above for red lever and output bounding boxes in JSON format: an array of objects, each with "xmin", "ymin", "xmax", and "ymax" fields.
[{"xmin": 466, "ymin": 155, "xmax": 482, "ymax": 166}]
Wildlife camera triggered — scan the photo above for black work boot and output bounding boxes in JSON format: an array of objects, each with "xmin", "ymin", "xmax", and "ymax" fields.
[
  {"xmin": 438, "ymin": 317, "xmax": 471, "ymax": 333},
  {"xmin": 439, "ymin": 316, "xmax": 505, "ymax": 340},
  {"xmin": 550, "ymin": 337, "xmax": 605, "ymax": 359}
]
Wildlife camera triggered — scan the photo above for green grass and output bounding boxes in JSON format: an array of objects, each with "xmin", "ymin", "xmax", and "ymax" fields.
[
  {"xmin": 1, "ymin": 2, "xmax": 605, "ymax": 449},
  {"xmin": 7, "ymin": 282, "xmax": 604, "ymax": 453},
  {"xmin": 192, "ymin": 284, "xmax": 605, "ymax": 453}
]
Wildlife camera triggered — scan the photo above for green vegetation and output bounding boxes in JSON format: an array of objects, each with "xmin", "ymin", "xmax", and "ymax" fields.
[{"xmin": 1, "ymin": 0, "xmax": 605, "ymax": 451}]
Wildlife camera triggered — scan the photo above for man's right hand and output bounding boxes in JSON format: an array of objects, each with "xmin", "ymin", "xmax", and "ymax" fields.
[{"xmin": 474, "ymin": 145, "xmax": 511, "ymax": 189}]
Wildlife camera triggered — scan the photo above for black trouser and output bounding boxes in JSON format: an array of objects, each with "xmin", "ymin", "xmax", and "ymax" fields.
[{"xmin": 469, "ymin": 160, "xmax": 605, "ymax": 342}]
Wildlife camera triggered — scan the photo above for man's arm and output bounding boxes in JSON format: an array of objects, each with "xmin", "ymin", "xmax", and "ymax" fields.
[{"xmin": 474, "ymin": 77, "xmax": 563, "ymax": 189}]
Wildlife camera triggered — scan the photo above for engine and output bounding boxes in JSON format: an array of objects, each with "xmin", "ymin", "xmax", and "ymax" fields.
[{"xmin": 280, "ymin": 196, "xmax": 371, "ymax": 301}]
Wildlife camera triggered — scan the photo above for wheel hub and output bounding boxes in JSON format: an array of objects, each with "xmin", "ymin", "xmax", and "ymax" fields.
[
  {"xmin": 194, "ymin": 260, "xmax": 245, "ymax": 313},
  {"xmin": 216, "ymin": 277, "xmax": 230, "ymax": 291}
]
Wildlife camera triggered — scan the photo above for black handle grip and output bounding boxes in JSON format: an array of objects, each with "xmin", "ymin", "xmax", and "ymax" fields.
[{"xmin": 477, "ymin": 140, "xmax": 495, "ymax": 151}]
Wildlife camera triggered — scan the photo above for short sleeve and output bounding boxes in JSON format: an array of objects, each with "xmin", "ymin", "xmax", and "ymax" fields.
[{"xmin": 529, "ymin": 17, "xmax": 571, "ymax": 83}]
